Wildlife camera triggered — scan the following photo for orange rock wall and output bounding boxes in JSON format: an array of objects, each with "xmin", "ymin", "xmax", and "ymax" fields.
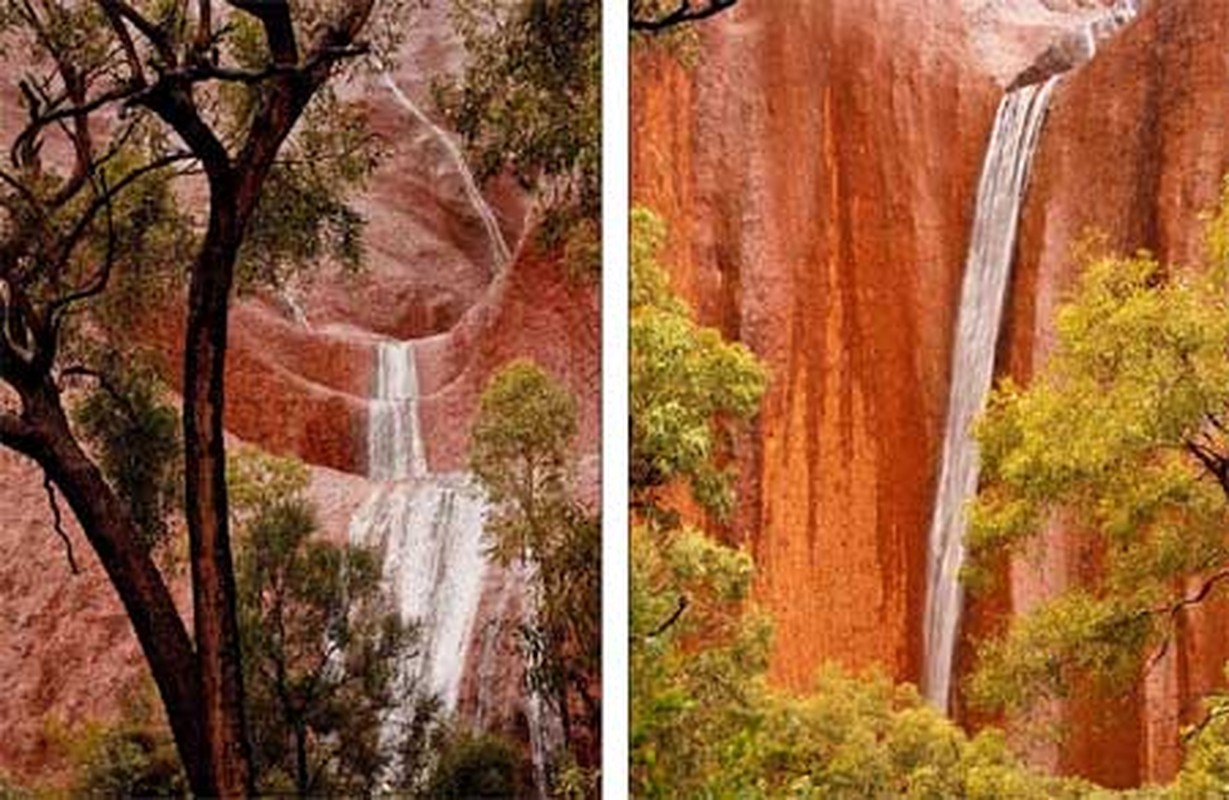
[
  {"xmin": 1002, "ymin": 0, "xmax": 1229, "ymax": 785},
  {"xmin": 633, "ymin": 0, "xmax": 998, "ymax": 689},
  {"xmin": 634, "ymin": 0, "xmax": 1229, "ymax": 788}
]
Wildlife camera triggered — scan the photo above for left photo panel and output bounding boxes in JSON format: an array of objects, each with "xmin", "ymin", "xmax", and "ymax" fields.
[{"xmin": 0, "ymin": 2, "xmax": 600, "ymax": 797}]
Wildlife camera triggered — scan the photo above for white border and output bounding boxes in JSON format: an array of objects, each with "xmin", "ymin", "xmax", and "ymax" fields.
[{"xmin": 601, "ymin": 1, "xmax": 630, "ymax": 796}]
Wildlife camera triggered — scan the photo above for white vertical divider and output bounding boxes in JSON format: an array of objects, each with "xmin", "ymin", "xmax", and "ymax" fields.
[{"xmin": 601, "ymin": 2, "xmax": 631, "ymax": 796}]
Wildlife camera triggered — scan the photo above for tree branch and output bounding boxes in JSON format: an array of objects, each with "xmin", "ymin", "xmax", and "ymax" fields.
[
  {"xmin": 1151, "ymin": 569, "xmax": 1229, "ymax": 618},
  {"xmin": 95, "ymin": 0, "xmax": 177, "ymax": 68},
  {"xmin": 647, "ymin": 595, "xmax": 688, "ymax": 638},
  {"xmin": 1184, "ymin": 438, "xmax": 1229, "ymax": 500},
  {"xmin": 42, "ymin": 148, "xmax": 194, "ymax": 321},
  {"xmin": 1142, "ymin": 568, "xmax": 1229, "ymax": 675},
  {"xmin": 96, "ymin": 0, "xmax": 147, "ymax": 87},
  {"xmin": 0, "ymin": 279, "xmax": 37, "ymax": 367},
  {"xmin": 12, "ymin": 82, "xmax": 147, "ymax": 172},
  {"xmin": 58, "ymin": 365, "xmax": 140, "ymax": 423},
  {"xmin": 43, "ymin": 173, "xmax": 115, "ymax": 332},
  {"xmin": 0, "ymin": 410, "xmax": 39, "ymax": 456},
  {"xmin": 631, "ymin": 0, "xmax": 739, "ymax": 32},
  {"xmin": 225, "ymin": 0, "xmax": 298, "ymax": 66},
  {"xmin": 43, "ymin": 470, "xmax": 81, "ymax": 575}
]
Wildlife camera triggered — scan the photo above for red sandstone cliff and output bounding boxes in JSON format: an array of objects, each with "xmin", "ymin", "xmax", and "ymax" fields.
[
  {"xmin": 633, "ymin": 0, "xmax": 1224, "ymax": 788},
  {"xmin": 0, "ymin": 2, "xmax": 597, "ymax": 782},
  {"xmin": 1001, "ymin": 0, "xmax": 1229, "ymax": 784},
  {"xmin": 634, "ymin": 0, "xmax": 1010, "ymax": 692}
]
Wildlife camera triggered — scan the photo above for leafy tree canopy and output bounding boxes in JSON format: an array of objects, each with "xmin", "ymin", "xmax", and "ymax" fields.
[
  {"xmin": 73, "ymin": 353, "xmax": 182, "ymax": 549},
  {"xmin": 966, "ymin": 181, "xmax": 1229, "ymax": 718},
  {"xmin": 630, "ymin": 206, "xmax": 766, "ymax": 521},
  {"xmin": 439, "ymin": 0, "xmax": 600, "ymax": 277},
  {"xmin": 228, "ymin": 448, "xmax": 430, "ymax": 796},
  {"xmin": 469, "ymin": 359, "xmax": 600, "ymax": 793}
]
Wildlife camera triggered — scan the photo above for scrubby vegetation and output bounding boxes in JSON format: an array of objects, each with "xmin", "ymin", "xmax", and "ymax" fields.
[
  {"xmin": 471, "ymin": 360, "xmax": 601, "ymax": 795},
  {"xmin": 629, "ymin": 199, "xmax": 1229, "ymax": 798}
]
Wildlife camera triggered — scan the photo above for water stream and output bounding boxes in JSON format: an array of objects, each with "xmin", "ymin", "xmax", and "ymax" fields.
[
  {"xmin": 349, "ymin": 341, "xmax": 488, "ymax": 716},
  {"xmin": 922, "ymin": 0, "xmax": 1140, "ymax": 711},
  {"xmin": 349, "ymin": 341, "xmax": 557, "ymax": 791},
  {"xmin": 380, "ymin": 74, "xmax": 513, "ymax": 273},
  {"xmin": 921, "ymin": 76, "xmax": 1060, "ymax": 710}
]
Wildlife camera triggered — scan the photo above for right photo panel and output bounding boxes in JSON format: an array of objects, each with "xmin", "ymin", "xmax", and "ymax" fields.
[{"xmin": 629, "ymin": 0, "xmax": 1229, "ymax": 795}]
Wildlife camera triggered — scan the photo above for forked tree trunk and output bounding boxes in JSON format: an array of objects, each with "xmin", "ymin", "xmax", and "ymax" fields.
[
  {"xmin": 182, "ymin": 197, "xmax": 253, "ymax": 797},
  {"xmin": 13, "ymin": 380, "xmax": 211, "ymax": 790}
]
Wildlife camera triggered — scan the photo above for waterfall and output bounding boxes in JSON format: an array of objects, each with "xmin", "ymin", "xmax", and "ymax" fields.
[
  {"xmin": 280, "ymin": 287, "xmax": 311, "ymax": 329},
  {"xmin": 380, "ymin": 74, "xmax": 513, "ymax": 273},
  {"xmin": 921, "ymin": 77, "xmax": 1060, "ymax": 711},
  {"xmin": 921, "ymin": 0, "xmax": 1141, "ymax": 712},
  {"xmin": 350, "ymin": 341, "xmax": 558, "ymax": 790},
  {"xmin": 368, "ymin": 341, "xmax": 429, "ymax": 482},
  {"xmin": 350, "ymin": 341, "xmax": 488, "ymax": 722}
]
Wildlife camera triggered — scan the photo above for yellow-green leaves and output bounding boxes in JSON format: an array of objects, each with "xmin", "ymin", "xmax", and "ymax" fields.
[
  {"xmin": 968, "ymin": 188, "xmax": 1229, "ymax": 719},
  {"xmin": 630, "ymin": 207, "xmax": 767, "ymax": 520},
  {"xmin": 469, "ymin": 358, "xmax": 578, "ymax": 563}
]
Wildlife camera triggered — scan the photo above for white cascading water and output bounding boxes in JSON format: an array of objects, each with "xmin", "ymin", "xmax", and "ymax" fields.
[
  {"xmin": 349, "ymin": 341, "xmax": 488, "ymax": 720},
  {"xmin": 921, "ymin": 76, "xmax": 1060, "ymax": 710},
  {"xmin": 280, "ymin": 287, "xmax": 311, "ymax": 329},
  {"xmin": 1083, "ymin": 0, "xmax": 1141, "ymax": 59},
  {"xmin": 921, "ymin": 0, "xmax": 1140, "ymax": 711},
  {"xmin": 350, "ymin": 341, "xmax": 559, "ymax": 791},
  {"xmin": 380, "ymin": 74, "xmax": 513, "ymax": 272}
]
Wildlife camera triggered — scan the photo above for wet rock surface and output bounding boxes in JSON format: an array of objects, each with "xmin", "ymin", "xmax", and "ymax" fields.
[
  {"xmin": 634, "ymin": 0, "xmax": 1226, "ymax": 787},
  {"xmin": 0, "ymin": 4, "xmax": 596, "ymax": 782}
]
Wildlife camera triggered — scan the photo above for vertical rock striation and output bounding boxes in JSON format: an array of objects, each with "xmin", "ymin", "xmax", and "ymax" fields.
[
  {"xmin": 1000, "ymin": 0, "xmax": 1229, "ymax": 785},
  {"xmin": 633, "ymin": 0, "xmax": 1001, "ymax": 691},
  {"xmin": 634, "ymin": 0, "xmax": 1229, "ymax": 787}
]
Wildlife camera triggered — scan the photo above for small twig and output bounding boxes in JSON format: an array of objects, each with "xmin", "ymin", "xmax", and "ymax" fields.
[
  {"xmin": 647, "ymin": 595, "xmax": 688, "ymax": 638},
  {"xmin": 43, "ymin": 472, "xmax": 80, "ymax": 575},
  {"xmin": 1141, "ymin": 568, "xmax": 1229, "ymax": 675},
  {"xmin": 1184, "ymin": 702, "xmax": 1229, "ymax": 743},
  {"xmin": 631, "ymin": 0, "xmax": 739, "ymax": 32}
]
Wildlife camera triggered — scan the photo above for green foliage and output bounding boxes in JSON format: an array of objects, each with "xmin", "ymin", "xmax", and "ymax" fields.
[
  {"xmin": 424, "ymin": 732, "xmax": 530, "ymax": 799},
  {"xmin": 235, "ymin": 88, "xmax": 381, "ymax": 294},
  {"xmin": 630, "ymin": 523, "xmax": 1083, "ymax": 799},
  {"xmin": 73, "ymin": 355, "xmax": 181, "ymax": 549},
  {"xmin": 630, "ymin": 523, "xmax": 768, "ymax": 797},
  {"xmin": 966, "ymin": 190, "xmax": 1229, "ymax": 716},
  {"xmin": 228, "ymin": 449, "xmax": 430, "ymax": 795},
  {"xmin": 226, "ymin": 445, "xmax": 311, "ymax": 521},
  {"xmin": 87, "ymin": 139, "xmax": 196, "ymax": 328},
  {"xmin": 630, "ymin": 207, "xmax": 767, "ymax": 520},
  {"xmin": 1162, "ymin": 667, "xmax": 1229, "ymax": 798},
  {"xmin": 471, "ymin": 359, "xmax": 578, "ymax": 560},
  {"xmin": 59, "ymin": 685, "xmax": 188, "ymax": 798},
  {"xmin": 469, "ymin": 359, "xmax": 600, "ymax": 787},
  {"xmin": 440, "ymin": 0, "xmax": 601, "ymax": 277},
  {"xmin": 71, "ymin": 722, "xmax": 187, "ymax": 798}
]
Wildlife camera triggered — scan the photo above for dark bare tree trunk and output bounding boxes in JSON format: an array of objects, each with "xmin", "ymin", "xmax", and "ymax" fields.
[
  {"xmin": 0, "ymin": 3, "xmax": 378, "ymax": 794},
  {"xmin": 1, "ymin": 380, "xmax": 210, "ymax": 791},
  {"xmin": 183, "ymin": 199, "xmax": 252, "ymax": 797},
  {"xmin": 294, "ymin": 718, "xmax": 310, "ymax": 797}
]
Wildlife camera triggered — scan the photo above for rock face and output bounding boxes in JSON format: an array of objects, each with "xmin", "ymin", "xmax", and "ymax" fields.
[
  {"xmin": 1000, "ymin": 0, "xmax": 1229, "ymax": 785},
  {"xmin": 0, "ymin": 4, "xmax": 597, "ymax": 784},
  {"xmin": 633, "ymin": 0, "xmax": 1228, "ymax": 787},
  {"xmin": 633, "ymin": 0, "xmax": 1008, "ymax": 691}
]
